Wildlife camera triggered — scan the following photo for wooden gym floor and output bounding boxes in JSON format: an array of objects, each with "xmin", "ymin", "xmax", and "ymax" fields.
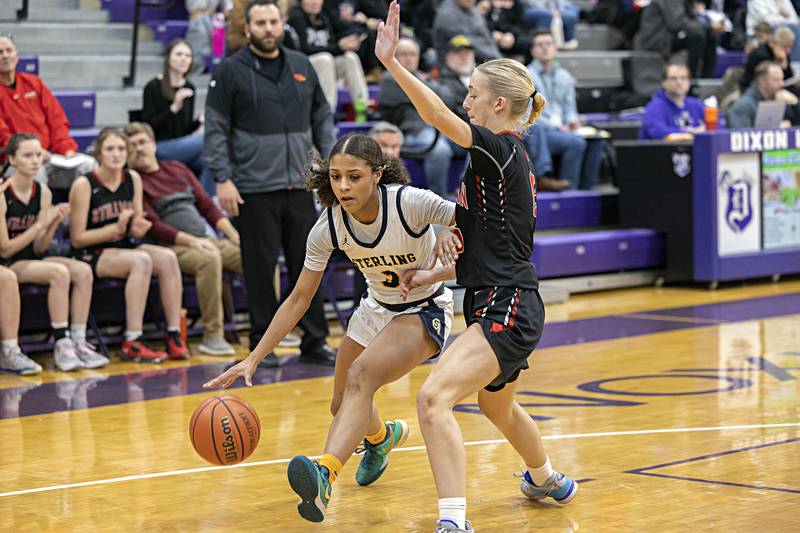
[{"xmin": 1, "ymin": 280, "xmax": 798, "ymax": 531}]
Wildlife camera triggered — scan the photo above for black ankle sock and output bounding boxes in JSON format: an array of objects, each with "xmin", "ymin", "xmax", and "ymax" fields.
[{"xmin": 54, "ymin": 328, "xmax": 68, "ymax": 341}]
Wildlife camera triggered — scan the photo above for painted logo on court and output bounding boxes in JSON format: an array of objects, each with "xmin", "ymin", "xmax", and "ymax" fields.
[{"xmin": 718, "ymin": 170, "xmax": 754, "ymax": 233}]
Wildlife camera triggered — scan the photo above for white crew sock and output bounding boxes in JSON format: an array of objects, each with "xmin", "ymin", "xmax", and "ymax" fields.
[
  {"xmin": 71, "ymin": 324, "xmax": 87, "ymax": 344},
  {"xmin": 527, "ymin": 456, "xmax": 554, "ymax": 486},
  {"xmin": 438, "ymin": 497, "xmax": 467, "ymax": 529},
  {"xmin": 124, "ymin": 330, "xmax": 143, "ymax": 341}
]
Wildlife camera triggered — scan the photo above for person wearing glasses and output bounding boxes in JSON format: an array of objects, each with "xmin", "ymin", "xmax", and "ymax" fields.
[{"xmin": 639, "ymin": 62, "xmax": 707, "ymax": 141}]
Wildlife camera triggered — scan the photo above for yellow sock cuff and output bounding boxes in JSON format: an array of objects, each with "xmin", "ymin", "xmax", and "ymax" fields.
[
  {"xmin": 365, "ymin": 422, "xmax": 388, "ymax": 445},
  {"xmin": 318, "ymin": 454, "xmax": 343, "ymax": 484}
]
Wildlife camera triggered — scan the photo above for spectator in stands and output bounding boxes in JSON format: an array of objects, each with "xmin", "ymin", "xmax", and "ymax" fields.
[
  {"xmin": 640, "ymin": 63, "xmax": 707, "ymax": 141},
  {"xmin": 288, "ymin": 0, "xmax": 370, "ymax": 114},
  {"xmin": 746, "ymin": 0, "xmax": 800, "ymax": 60},
  {"xmin": 635, "ymin": 0, "xmax": 721, "ymax": 79},
  {"xmin": 433, "ymin": 35, "xmax": 474, "ymax": 123},
  {"xmin": 368, "ymin": 120, "xmax": 403, "ymax": 158},
  {"xmin": 728, "ymin": 61, "xmax": 799, "ymax": 128},
  {"xmin": 1, "ymin": 133, "xmax": 109, "ymax": 372},
  {"xmin": 204, "ymin": 0, "xmax": 337, "ymax": 367},
  {"xmin": 521, "ymin": 0, "xmax": 582, "ymax": 50},
  {"xmin": 0, "ymin": 36, "xmax": 95, "ymax": 186},
  {"xmin": 0, "ymin": 262, "xmax": 38, "ymax": 374},
  {"xmin": 433, "ymin": 0, "xmax": 501, "ymax": 63},
  {"xmin": 126, "ymin": 122, "xmax": 241, "ymax": 357},
  {"xmin": 141, "ymin": 39, "xmax": 212, "ymax": 195},
  {"xmin": 484, "ymin": 0, "xmax": 533, "ymax": 61},
  {"xmin": 741, "ymin": 27, "xmax": 795, "ymax": 91},
  {"xmin": 69, "ymin": 128, "xmax": 189, "ymax": 363},
  {"xmin": 322, "ymin": 0, "xmax": 385, "ymax": 81},
  {"xmin": 527, "ymin": 29, "xmax": 604, "ymax": 190},
  {"xmin": 185, "ymin": 0, "xmax": 225, "ymax": 75},
  {"xmin": 400, "ymin": 0, "xmax": 437, "ymax": 52},
  {"xmin": 379, "ymin": 37, "xmax": 459, "ymax": 196}
]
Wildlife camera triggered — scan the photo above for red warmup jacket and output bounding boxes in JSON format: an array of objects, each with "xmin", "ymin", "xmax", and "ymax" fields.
[{"xmin": 0, "ymin": 72, "xmax": 77, "ymax": 155}]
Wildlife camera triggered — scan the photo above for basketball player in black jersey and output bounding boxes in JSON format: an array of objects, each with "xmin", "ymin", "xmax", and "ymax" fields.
[
  {"xmin": 68, "ymin": 128, "xmax": 187, "ymax": 363},
  {"xmin": 376, "ymin": 3, "xmax": 577, "ymax": 531},
  {"xmin": 0, "ymin": 134, "xmax": 108, "ymax": 373}
]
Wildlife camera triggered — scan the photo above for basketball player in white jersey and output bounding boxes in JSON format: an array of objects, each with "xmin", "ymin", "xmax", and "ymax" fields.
[{"xmin": 204, "ymin": 133, "xmax": 458, "ymax": 523}]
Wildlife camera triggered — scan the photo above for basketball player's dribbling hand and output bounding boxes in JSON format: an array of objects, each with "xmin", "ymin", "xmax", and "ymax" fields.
[
  {"xmin": 203, "ymin": 355, "xmax": 260, "ymax": 388},
  {"xmin": 374, "ymin": 0, "xmax": 400, "ymax": 67}
]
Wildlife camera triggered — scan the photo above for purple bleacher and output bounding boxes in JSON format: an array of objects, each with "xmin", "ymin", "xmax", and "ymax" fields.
[
  {"xmin": 714, "ymin": 50, "xmax": 745, "ymax": 78},
  {"xmin": 336, "ymin": 121, "xmax": 376, "ymax": 137},
  {"xmin": 102, "ymin": 0, "xmax": 188, "ymax": 23},
  {"xmin": 536, "ymin": 190, "xmax": 619, "ymax": 230},
  {"xmin": 17, "ymin": 54, "xmax": 39, "ymax": 75},
  {"xmin": 336, "ymin": 85, "xmax": 381, "ymax": 107},
  {"xmin": 532, "ymin": 229, "xmax": 664, "ymax": 279},
  {"xmin": 403, "ymin": 157, "xmax": 466, "ymax": 193},
  {"xmin": 71, "ymin": 128, "xmax": 100, "ymax": 152},
  {"xmin": 147, "ymin": 20, "xmax": 189, "ymax": 46},
  {"xmin": 55, "ymin": 91, "xmax": 96, "ymax": 129}
]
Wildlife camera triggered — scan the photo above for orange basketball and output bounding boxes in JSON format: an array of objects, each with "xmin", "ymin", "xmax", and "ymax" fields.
[{"xmin": 189, "ymin": 394, "xmax": 261, "ymax": 465}]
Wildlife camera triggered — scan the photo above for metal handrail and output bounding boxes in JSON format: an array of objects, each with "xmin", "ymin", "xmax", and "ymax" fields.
[
  {"xmin": 17, "ymin": 0, "xmax": 29, "ymax": 20},
  {"xmin": 124, "ymin": 0, "xmax": 177, "ymax": 88}
]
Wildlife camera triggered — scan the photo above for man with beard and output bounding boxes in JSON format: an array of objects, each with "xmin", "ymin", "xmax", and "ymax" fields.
[
  {"xmin": 204, "ymin": 0, "xmax": 337, "ymax": 367},
  {"xmin": 432, "ymin": 35, "xmax": 475, "ymax": 123}
]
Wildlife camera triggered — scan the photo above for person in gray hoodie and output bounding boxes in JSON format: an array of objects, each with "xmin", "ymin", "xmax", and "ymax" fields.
[
  {"xmin": 432, "ymin": 0, "xmax": 501, "ymax": 63},
  {"xmin": 204, "ymin": 0, "xmax": 337, "ymax": 367}
]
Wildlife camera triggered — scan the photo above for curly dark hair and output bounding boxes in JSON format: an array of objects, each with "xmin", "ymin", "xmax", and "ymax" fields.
[{"xmin": 305, "ymin": 134, "xmax": 410, "ymax": 207}]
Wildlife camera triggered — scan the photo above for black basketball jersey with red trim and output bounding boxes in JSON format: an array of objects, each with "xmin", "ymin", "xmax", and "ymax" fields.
[
  {"xmin": 454, "ymin": 124, "xmax": 538, "ymax": 289},
  {"xmin": 84, "ymin": 169, "xmax": 135, "ymax": 250},
  {"xmin": 3, "ymin": 180, "xmax": 42, "ymax": 262}
]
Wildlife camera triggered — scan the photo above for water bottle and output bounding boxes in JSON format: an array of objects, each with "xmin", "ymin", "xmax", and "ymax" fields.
[
  {"xmin": 212, "ymin": 13, "xmax": 226, "ymax": 58},
  {"xmin": 354, "ymin": 97, "xmax": 368, "ymax": 123}
]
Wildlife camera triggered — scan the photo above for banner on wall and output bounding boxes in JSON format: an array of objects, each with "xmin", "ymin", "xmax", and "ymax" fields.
[
  {"xmin": 762, "ymin": 150, "xmax": 800, "ymax": 250},
  {"xmin": 717, "ymin": 153, "xmax": 761, "ymax": 256}
]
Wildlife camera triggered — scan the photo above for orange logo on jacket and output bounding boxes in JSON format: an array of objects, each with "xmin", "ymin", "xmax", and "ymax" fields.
[{"xmin": 293, "ymin": 73, "xmax": 306, "ymax": 82}]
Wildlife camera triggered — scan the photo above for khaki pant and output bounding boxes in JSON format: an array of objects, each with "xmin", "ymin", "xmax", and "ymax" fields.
[{"xmin": 171, "ymin": 238, "xmax": 242, "ymax": 338}]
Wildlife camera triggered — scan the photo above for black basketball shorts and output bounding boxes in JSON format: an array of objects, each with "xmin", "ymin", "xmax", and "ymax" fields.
[{"xmin": 463, "ymin": 286, "xmax": 545, "ymax": 392}]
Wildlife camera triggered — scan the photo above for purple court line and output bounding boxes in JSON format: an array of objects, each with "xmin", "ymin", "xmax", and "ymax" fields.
[
  {"xmin": 625, "ymin": 437, "xmax": 800, "ymax": 495},
  {"xmin": 1, "ymin": 291, "xmax": 800, "ymax": 419}
]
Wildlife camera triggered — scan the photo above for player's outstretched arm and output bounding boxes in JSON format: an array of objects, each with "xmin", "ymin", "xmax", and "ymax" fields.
[
  {"xmin": 375, "ymin": 1, "xmax": 472, "ymax": 149},
  {"xmin": 203, "ymin": 267, "xmax": 325, "ymax": 388}
]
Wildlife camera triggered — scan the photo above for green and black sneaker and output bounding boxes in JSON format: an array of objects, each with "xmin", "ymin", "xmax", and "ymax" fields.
[
  {"xmin": 355, "ymin": 419, "xmax": 409, "ymax": 486},
  {"xmin": 287, "ymin": 455, "xmax": 332, "ymax": 522}
]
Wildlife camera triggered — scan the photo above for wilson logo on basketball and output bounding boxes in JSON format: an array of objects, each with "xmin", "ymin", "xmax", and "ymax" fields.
[{"xmin": 220, "ymin": 416, "xmax": 239, "ymax": 463}]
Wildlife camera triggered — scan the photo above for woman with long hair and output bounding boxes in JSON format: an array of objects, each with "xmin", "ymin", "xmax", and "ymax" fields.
[
  {"xmin": 141, "ymin": 39, "xmax": 211, "ymax": 192},
  {"xmin": 69, "ymin": 128, "xmax": 188, "ymax": 363},
  {"xmin": 375, "ymin": 3, "xmax": 578, "ymax": 531},
  {"xmin": 203, "ymin": 133, "xmax": 456, "ymax": 523},
  {"xmin": 0, "ymin": 133, "xmax": 108, "ymax": 372}
]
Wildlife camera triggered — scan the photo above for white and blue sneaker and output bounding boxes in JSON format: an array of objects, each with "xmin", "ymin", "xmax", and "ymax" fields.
[
  {"xmin": 518, "ymin": 469, "xmax": 578, "ymax": 505},
  {"xmin": 435, "ymin": 520, "xmax": 474, "ymax": 532},
  {"xmin": 0, "ymin": 346, "xmax": 42, "ymax": 375}
]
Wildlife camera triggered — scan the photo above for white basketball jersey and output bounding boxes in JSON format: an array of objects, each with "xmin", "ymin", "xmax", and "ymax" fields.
[{"xmin": 305, "ymin": 184, "xmax": 455, "ymax": 305}]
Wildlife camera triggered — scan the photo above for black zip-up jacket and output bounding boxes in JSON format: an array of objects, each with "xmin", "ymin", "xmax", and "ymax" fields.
[{"xmin": 203, "ymin": 45, "xmax": 335, "ymax": 193}]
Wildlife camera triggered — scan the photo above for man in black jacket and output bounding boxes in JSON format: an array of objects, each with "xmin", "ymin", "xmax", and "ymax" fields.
[{"xmin": 204, "ymin": 0, "xmax": 336, "ymax": 367}]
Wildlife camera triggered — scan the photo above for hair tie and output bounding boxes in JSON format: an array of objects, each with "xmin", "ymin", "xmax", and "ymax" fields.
[{"xmin": 531, "ymin": 88, "xmax": 538, "ymax": 99}]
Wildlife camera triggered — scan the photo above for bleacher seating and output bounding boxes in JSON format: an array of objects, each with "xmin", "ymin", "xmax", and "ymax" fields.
[
  {"xmin": 6, "ymin": 1, "xmax": 687, "ymax": 353},
  {"xmin": 54, "ymin": 91, "xmax": 96, "ymax": 129},
  {"xmin": 532, "ymin": 229, "xmax": 665, "ymax": 279},
  {"xmin": 17, "ymin": 54, "xmax": 38, "ymax": 75}
]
